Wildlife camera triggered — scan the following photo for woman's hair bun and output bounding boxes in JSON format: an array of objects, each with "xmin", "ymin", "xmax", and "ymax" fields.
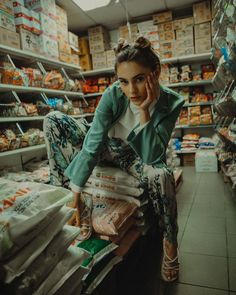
[
  {"xmin": 134, "ymin": 36, "xmax": 151, "ymax": 49},
  {"xmin": 114, "ymin": 38, "xmax": 129, "ymax": 55}
]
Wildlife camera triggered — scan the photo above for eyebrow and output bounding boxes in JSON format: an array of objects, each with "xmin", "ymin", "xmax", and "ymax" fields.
[{"xmin": 118, "ymin": 73, "xmax": 146, "ymax": 80}]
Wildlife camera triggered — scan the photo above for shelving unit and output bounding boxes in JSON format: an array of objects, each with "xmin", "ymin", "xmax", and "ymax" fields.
[
  {"xmin": 0, "ymin": 144, "xmax": 46, "ymax": 157},
  {"xmin": 175, "ymin": 124, "xmax": 216, "ymax": 129}
]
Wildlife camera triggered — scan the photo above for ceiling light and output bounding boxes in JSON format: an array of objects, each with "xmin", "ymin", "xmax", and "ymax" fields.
[{"xmin": 72, "ymin": 0, "xmax": 112, "ymax": 11}]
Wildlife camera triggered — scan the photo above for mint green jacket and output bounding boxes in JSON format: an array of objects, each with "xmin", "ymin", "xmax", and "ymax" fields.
[{"xmin": 64, "ymin": 81, "xmax": 184, "ymax": 188}]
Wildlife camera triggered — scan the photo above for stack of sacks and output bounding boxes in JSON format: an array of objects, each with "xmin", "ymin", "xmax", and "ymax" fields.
[
  {"xmin": 0, "ymin": 179, "xmax": 90, "ymax": 295},
  {"xmin": 181, "ymin": 133, "xmax": 200, "ymax": 152},
  {"xmin": 198, "ymin": 137, "xmax": 216, "ymax": 149}
]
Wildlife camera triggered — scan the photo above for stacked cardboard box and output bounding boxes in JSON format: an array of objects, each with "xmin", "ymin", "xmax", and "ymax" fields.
[
  {"xmin": 137, "ymin": 20, "xmax": 159, "ymax": 51},
  {"xmin": 0, "ymin": 1, "xmax": 20, "ymax": 49},
  {"xmin": 173, "ymin": 18, "xmax": 194, "ymax": 57},
  {"xmin": 89, "ymin": 26, "xmax": 110, "ymax": 69},
  {"xmin": 193, "ymin": 1, "xmax": 212, "ymax": 54},
  {"xmin": 118, "ymin": 23, "xmax": 139, "ymax": 42},
  {"xmin": 78, "ymin": 37, "xmax": 92, "ymax": 71}
]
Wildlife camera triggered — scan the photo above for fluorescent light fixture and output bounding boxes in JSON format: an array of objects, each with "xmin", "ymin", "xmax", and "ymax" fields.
[{"xmin": 72, "ymin": 0, "xmax": 112, "ymax": 11}]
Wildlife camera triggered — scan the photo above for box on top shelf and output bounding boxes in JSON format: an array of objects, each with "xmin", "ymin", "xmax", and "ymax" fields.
[
  {"xmin": 40, "ymin": 12, "xmax": 57, "ymax": 40},
  {"xmin": 31, "ymin": 10, "xmax": 41, "ymax": 35},
  {"xmin": 175, "ymin": 27, "xmax": 193, "ymax": 40},
  {"xmin": 88, "ymin": 25, "xmax": 110, "ymax": 53},
  {"xmin": 79, "ymin": 54, "xmax": 92, "ymax": 71},
  {"xmin": 118, "ymin": 23, "xmax": 139, "ymax": 42},
  {"xmin": 194, "ymin": 22, "xmax": 211, "ymax": 39},
  {"xmin": 57, "ymin": 25, "xmax": 68, "ymax": 43},
  {"xmin": 195, "ymin": 150, "xmax": 218, "ymax": 172},
  {"xmin": 68, "ymin": 31, "xmax": 79, "ymax": 51},
  {"xmin": 0, "ymin": 27, "xmax": 20, "ymax": 49},
  {"xmin": 92, "ymin": 52, "xmax": 107, "ymax": 69},
  {"xmin": 0, "ymin": 0, "xmax": 14, "ymax": 15},
  {"xmin": 137, "ymin": 20, "xmax": 157, "ymax": 36},
  {"xmin": 157, "ymin": 21, "xmax": 173, "ymax": 32},
  {"xmin": 59, "ymin": 52, "xmax": 72, "ymax": 64},
  {"xmin": 25, "ymin": 0, "xmax": 57, "ymax": 20},
  {"xmin": 195, "ymin": 37, "xmax": 212, "ymax": 54},
  {"xmin": 193, "ymin": 1, "xmax": 211, "ymax": 24},
  {"xmin": 71, "ymin": 54, "xmax": 80, "ymax": 66},
  {"xmin": 78, "ymin": 37, "xmax": 90, "ymax": 55},
  {"xmin": 153, "ymin": 11, "xmax": 172, "ymax": 25},
  {"xmin": 58, "ymin": 40, "xmax": 71, "ymax": 55},
  {"xmin": 18, "ymin": 27, "xmax": 39, "ymax": 53},
  {"xmin": 106, "ymin": 50, "xmax": 116, "ymax": 68},
  {"xmin": 173, "ymin": 17, "xmax": 194, "ymax": 30},
  {"xmin": 38, "ymin": 33, "xmax": 59, "ymax": 59},
  {"xmin": 56, "ymin": 5, "xmax": 68, "ymax": 28},
  {"xmin": 14, "ymin": 5, "xmax": 32, "ymax": 32},
  {"xmin": 0, "ymin": 9, "xmax": 16, "ymax": 32}
]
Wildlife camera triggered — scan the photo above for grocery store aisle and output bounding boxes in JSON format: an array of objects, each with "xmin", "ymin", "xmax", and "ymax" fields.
[{"xmin": 165, "ymin": 167, "xmax": 236, "ymax": 295}]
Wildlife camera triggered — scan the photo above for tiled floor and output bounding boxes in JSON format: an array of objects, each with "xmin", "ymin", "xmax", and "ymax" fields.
[
  {"xmin": 166, "ymin": 167, "xmax": 236, "ymax": 295},
  {"xmin": 96, "ymin": 167, "xmax": 236, "ymax": 295}
]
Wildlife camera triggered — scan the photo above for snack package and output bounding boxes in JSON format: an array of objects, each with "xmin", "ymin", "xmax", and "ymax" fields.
[{"xmin": 43, "ymin": 71, "xmax": 65, "ymax": 90}]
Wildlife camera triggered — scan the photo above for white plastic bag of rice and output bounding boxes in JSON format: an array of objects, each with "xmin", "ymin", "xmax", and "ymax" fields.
[
  {"xmin": 34, "ymin": 246, "xmax": 90, "ymax": 295},
  {"xmin": 15, "ymin": 225, "xmax": 80, "ymax": 294},
  {"xmin": 2, "ymin": 206, "xmax": 74, "ymax": 283},
  {"xmin": 92, "ymin": 166, "xmax": 140, "ymax": 187},
  {"xmin": 0, "ymin": 180, "xmax": 73, "ymax": 260}
]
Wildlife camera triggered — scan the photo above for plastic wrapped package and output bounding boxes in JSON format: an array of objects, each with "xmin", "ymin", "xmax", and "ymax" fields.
[{"xmin": 43, "ymin": 71, "xmax": 65, "ymax": 90}]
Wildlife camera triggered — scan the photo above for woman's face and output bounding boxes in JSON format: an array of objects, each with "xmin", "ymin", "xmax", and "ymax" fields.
[{"xmin": 117, "ymin": 61, "xmax": 158, "ymax": 106}]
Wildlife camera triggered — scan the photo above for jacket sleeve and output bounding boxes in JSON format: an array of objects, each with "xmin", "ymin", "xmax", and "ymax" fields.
[
  {"xmin": 127, "ymin": 96, "xmax": 184, "ymax": 165},
  {"xmin": 64, "ymin": 90, "xmax": 113, "ymax": 188}
]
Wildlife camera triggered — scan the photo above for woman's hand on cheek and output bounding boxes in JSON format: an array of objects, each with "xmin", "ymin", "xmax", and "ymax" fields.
[{"xmin": 139, "ymin": 72, "xmax": 159, "ymax": 111}]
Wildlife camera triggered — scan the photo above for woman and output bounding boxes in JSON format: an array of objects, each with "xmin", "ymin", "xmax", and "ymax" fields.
[{"xmin": 44, "ymin": 36, "xmax": 184, "ymax": 282}]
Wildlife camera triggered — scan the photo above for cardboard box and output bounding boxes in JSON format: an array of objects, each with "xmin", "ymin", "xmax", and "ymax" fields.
[
  {"xmin": 174, "ymin": 38, "xmax": 194, "ymax": 49},
  {"xmin": 58, "ymin": 40, "xmax": 71, "ymax": 54},
  {"xmin": 79, "ymin": 54, "xmax": 92, "ymax": 71},
  {"xmin": 160, "ymin": 51, "xmax": 173, "ymax": 59},
  {"xmin": 106, "ymin": 49, "xmax": 115, "ymax": 67},
  {"xmin": 183, "ymin": 154, "xmax": 195, "ymax": 166},
  {"xmin": 193, "ymin": 1, "xmax": 211, "ymax": 24},
  {"xmin": 56, "ymin": 5, "xmax": 67, "ymax": 28},
  {"xmin": 31, "ymin": 10, "xmax": 41, "ymax": 35},
  {"xmin": 0, "ymin": 9, "xmax": 15, "ymax": 32},
  {"xmin": 89, "ymin": 39, "xmax": 110, "ymax": 54},
  {"xmin": 19, "ymin": 28, "xmax": 39, "ymax": 53},
  {"xmin": 195, "ymin": 150, "xmax": 218, "ymax": 172},
  {"xmin": 174, "ymin": 46, "xmax": 195, "ymax": 57},
  {"xmin": 146, "ymin": 30, "xmax": 159, "ymax": 42},
  {"xmin": 0, "ymin": 0, "xmax": 14, "ymax": 15},
  {"xmin": 25, "ymin": 0, "xmax": 57, "ymax": 20},
  {"xmin": 195, "ymin": 37, "xmax": 211, "ymax": 53},
  {"xmin": 14, "ymin": 16, "xmax": 32, "ymax": 32},
  {"xmin": 38, "ymin": 33, "xmax": 59, "ymax": 58},
  {"xmin": 153, "ymin": 11, "xmax": 172, "ymax": 25},
  {"xmin": 68, "ymin": 31, "xmax": 79, "ymax": 50},
  {"xmin": 92, "ymin": 52, "xmax": 107, "ymax": 69},
  {"xmin": 194, "ymin": 22, "xmax": 211, "ymax": 39},
  {"xmin": 137, "ymin": 20, "xmax": 157, "ymax": 35},
  {"xmin": 173, "ymin": 17, "xmax": 194, "ymax": 30},
  {"xmin": 57, "ymin": 25, "xmax": 68, "ymax": 42},
  {"xmin": 59, "ymin": 52, "xmax": 72, "ymax": 64},
  {"xmin": 176, "ymin": 27, "xmax": 193, "ymax": 40},
  {"xmin": 71, "ymin": 54, "xmax": 80, "ymax": 65},
  {"xmin": 159, "ymin": 41, "xmax": 174, "ymax": 52},
  {"xmin": 78, "ymin": 37, "xmax": 89, "ymax": 55},
  {"xmin": 118, "ymin": 24, "xmax": 138, "ymax": 42},
  {"xmin": 0, "ymin": 27, "xmax": 20, "ymax": 48},
  {"xmin": 157, "ymin": 21, "xmax": 173, "ymax": 32},
  {"xmin": 158, "ymin": 30, "xmax": 175, "ymax": 42},
  {"xmin": 40, "ymin": 12, "xmax": 57, "ymax": 40}
]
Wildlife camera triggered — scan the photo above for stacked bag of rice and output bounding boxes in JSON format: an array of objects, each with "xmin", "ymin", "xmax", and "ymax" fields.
[
  {"xmin": 0, "ymin": 179, "xmax": 90, "ymax": 295},
  {"xmin": 77, "ymin": 165, "xmax": 154, "ymax": 294}
]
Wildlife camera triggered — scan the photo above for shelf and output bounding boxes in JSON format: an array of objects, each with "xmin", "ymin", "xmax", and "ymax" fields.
[
  {"xmin": 217, "ymin": 130, "xmax": 236, "ymax": 149},
  {"xmin": 79, "ymin": 53, "xmax": 211, "ymax": 77},
  {"xmin": 0, "ymin": 144, "xmax": 46, "ymax": 157},
  {"xmin": 84, "ymin": 92, "xmax": 103, "ymax": 98},
  {"xmin": 183, "ymin": 101, "xmax": 213, "ymax": 107},
  {"xmin": 0, "ymin": 113, "xmax": 95, "ymax": 123},
  {"xmin": 166, "ymin": 80, "xmax": 213, "ymax": 88},
  {"xmin": 0, "ymin": 84, "xmax": 84, "ymax": 97},
  {"xmin": 0, "ymin": 44, "xmax": 81, "ymax": 73},
  {"xmin": 175, "ymin": 124, "xmax": 216, "ymax": 129}
]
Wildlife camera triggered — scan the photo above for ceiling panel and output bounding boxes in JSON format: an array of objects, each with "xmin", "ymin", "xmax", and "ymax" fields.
[{"xmin": 56, "ymin": 0, "xmax": 200, "ymax": 33}]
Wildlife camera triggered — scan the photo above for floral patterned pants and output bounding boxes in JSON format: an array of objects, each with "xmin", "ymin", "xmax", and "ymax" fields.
[{"xmin": 44, "ymin": 111, "xmax": 178, "ymax": 244}]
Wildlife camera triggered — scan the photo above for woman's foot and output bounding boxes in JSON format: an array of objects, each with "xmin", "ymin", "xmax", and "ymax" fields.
[{"xmin": 161, "ymin": 238, "xmax": 179, "ymax": 282}]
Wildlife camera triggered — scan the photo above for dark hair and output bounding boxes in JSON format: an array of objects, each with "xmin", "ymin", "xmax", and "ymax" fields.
[{"xmin": 114, "ymin": 36, "xmax": 161, "ymax": 73}]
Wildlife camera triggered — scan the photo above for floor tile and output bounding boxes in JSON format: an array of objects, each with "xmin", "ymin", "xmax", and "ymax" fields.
[
  {"xmin": 189, "ymin": 202, "xmax": 225, "ymax": 218},
  {"xmin": 227, "ymin": 217, "xmax": 236, "ymax": 235},
  {"xmin": 165, "ymin": 283, "xmax": 228, "ymax": 295},
  {"xmin": 228, "ymin": 235, "xmax": 236, "ymax": 258},
  {"xmin": 229, "ymin": 258, "xmax": 236, "ymax": 291},
  {"xmin": 177, "ymin": 215, "xmax": 188, "ymax": 232},
  {"xmin": 177, "ymin": 202, "xmax": 192, "ymax": 216},
  {"xmin": 178, "ymin": 230, "xmax": 184, "ymax": 246},
  {"xmin": 180, "ymin": 231, "xmax": 227, "ymax": 257},
  {"xmin": 178, "ymin": 253, "xmax": 228, "ymax": 289},
  {"xmin": 185, "ymin": 216, "xmax": 226, "ymax": 234}
]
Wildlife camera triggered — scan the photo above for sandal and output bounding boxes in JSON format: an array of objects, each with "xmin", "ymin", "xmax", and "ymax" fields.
[
  {"xmin": 161, "ymin": 239, "xmax": 179, "ymax": 282},
  {"xmin": 76, "ymin": 194, "xmax": 93, "ymax": 241}
]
